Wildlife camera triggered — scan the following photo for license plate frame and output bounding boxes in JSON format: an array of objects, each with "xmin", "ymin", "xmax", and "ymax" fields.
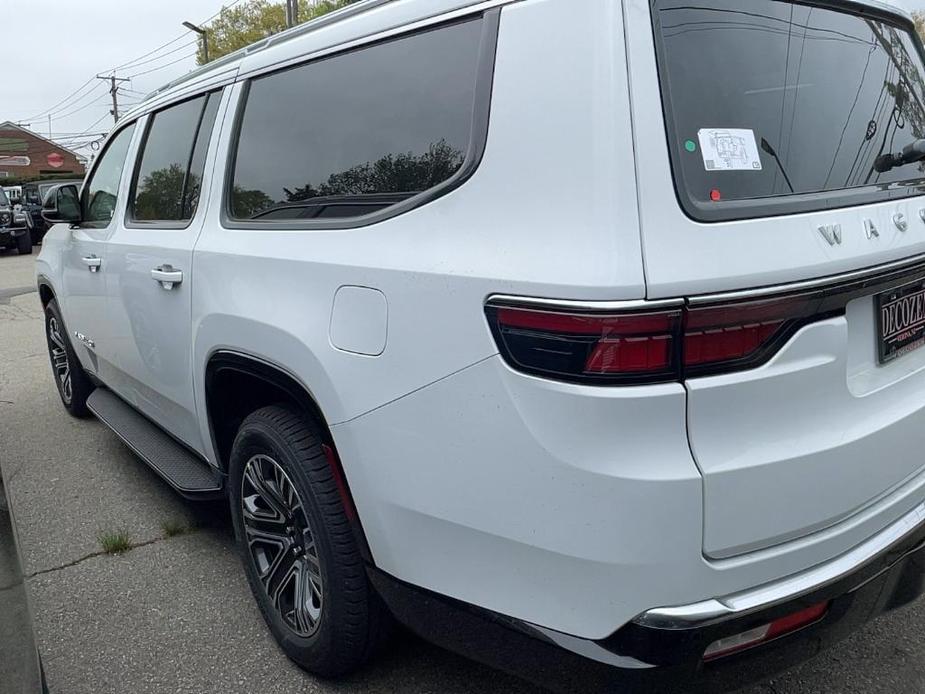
[{"xmin": 876, "ymin": 279, "xmax": 925, "ymax": 365}]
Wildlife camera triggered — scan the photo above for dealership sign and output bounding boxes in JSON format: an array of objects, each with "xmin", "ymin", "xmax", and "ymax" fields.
[
  {"xmin": 0, "ymin": 155, "xmax": 30, "ymax": 167},
  {"xmin": 47, "ymin": 152, "xmax": 64, "ymax": 168}
]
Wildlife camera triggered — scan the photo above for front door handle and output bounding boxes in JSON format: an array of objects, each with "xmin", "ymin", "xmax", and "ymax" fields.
[
  {"xmin": 151, "ymin": 265, "xmax": 183, "ymax": 290},
  {"xmin": 82, "ymin": 255, "xmax": 102, "ymax": 273}
]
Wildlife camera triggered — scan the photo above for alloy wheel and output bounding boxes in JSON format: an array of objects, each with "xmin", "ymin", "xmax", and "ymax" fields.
[
  {"xmin": 47, "ymin": 316, "xmax": 72, "ymax": 404},
  {"xmin": 241, "ymin": 454, "xmax": 324, "ymax": 637}
]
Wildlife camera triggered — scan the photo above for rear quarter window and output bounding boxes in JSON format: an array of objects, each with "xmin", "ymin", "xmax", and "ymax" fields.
[
  {"xmin": 653, "ymin": 0, "xmax": 925, "ymax": 221},
  {"xmin": 227, "ymin": 14, "xmax": 495, "ymax": 227}
]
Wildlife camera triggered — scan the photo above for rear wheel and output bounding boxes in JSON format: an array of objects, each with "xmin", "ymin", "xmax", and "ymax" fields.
[
  {"xmin": 229, "ymin": 404, "xmax": 389, "ymax": 676},
  {"xmin": 15, "ymin": 233, "xmax": 31, "ymax": 255},
  {"xmin": 44, "ymin": 299, "xmax": 92, "ymax": 417}
]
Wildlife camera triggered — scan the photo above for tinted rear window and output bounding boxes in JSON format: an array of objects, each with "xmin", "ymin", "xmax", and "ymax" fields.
[
  {"xmin": 229, "ymin": 18, "xmax": 485, "ymax": 223},
  {"xmin": 131, "ymin": 92, "xmax": 220, "ymax": 223},
  {"xmin": 653, "ymin": 0, "xmax": 925, "ymax": 220}
]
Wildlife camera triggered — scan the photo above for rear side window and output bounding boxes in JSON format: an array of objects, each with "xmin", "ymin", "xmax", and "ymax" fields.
[
  {"xmin": 653, "ymin": 0, "xmax": 925, "ymax": 221},
  {"xmin": 229, "ymin": 17, "xmax": 487, "ymax": 224},
  {"xmin": 131, "ymin": 92, "xmax": 220, "ymax": 223}
]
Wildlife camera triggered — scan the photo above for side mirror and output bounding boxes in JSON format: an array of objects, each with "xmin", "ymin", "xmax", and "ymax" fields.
[{"xmin": 41, "ymin": 184, "xmax": 81, "ymax": 225}]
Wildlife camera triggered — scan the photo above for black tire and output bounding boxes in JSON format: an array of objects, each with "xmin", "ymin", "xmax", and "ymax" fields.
[
  {"xmin": 15, "ymin": 232, "xmax": 31, "ymax": 255},
  {"xmin": 44, "ymin": 299, "xmax": 93, "ymax": 417},
  {"xmin": 229, "ymin": 404, "xmax": 389, "ymax": 677}
]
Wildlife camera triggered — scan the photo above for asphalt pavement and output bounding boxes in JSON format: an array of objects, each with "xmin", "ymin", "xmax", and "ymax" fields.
[{"xmin": 1, "ymin": 248, "xmax": 924, "ymax": 693}]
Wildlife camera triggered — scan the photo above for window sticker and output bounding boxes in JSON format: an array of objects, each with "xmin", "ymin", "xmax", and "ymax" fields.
[{"xmin": 697, "ymin": 128, "xmax": 763, "ymax": 172}]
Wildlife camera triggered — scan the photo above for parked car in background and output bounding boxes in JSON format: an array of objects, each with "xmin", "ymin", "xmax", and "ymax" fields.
[
  {"xmin": 20, "ymin": 179, "xmax": 84, "ymax": 245},
  {"xmin": 31, "ymin": 0, "xmax": 925, "ymax": 692},
  {"xmin": 3, "ymin": 185, "xmax": 22, "ymax": 209},
  {"xmin": 0, "ymin": 186, "xmax": 31, "ymax": 254}
]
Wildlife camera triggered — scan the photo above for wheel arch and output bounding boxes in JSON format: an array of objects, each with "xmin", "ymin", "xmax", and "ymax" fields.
[
  {"xmin": 205, "ymin": 350, "xmax": 331, "ymax": 468},
  {"xmin": 204, "ymin": 350, "xmax": 373, "ymax": 560},
  {"xmin": 37, "ymin": 275, "xmax": 56, "ymax": 308}
]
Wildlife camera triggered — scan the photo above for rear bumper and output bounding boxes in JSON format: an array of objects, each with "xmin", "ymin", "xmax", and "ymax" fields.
[{"xmin": 370, "ymin": 502, "xmax": 925, "ymax": 693}]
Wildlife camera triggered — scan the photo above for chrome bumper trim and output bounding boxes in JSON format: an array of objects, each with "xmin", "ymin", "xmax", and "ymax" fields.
[{"xmin": 634, "ymin": 499, "xmax": 925, "ymax": 630}]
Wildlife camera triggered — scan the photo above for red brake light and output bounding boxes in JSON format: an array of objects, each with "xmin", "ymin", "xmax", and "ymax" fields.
[
  {"xmin": 486, "ymin": 291, "xmax": 826, "ymax": 385},
  {"xmin": 488, "ymin": 306, "xmax": 682, "ymax": 384},
  {"xmin": 683, "ymin": 295, "xmax": 816, "ymax": 368}
]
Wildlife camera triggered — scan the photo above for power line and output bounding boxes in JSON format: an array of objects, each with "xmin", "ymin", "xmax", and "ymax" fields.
[
  {"xmin": 106, "ymin": 0, "xmax": 244, "ymax": 74},
  {"xmin": 16, "ymin": 0, "xmax": 244, "ymax": 125},
  {"xmin": 21, "ymin": 77, "xmax": 98, "ymax": 122},
  {"xmin": 114, "ymin": 39, "xmax": 200, "ymax": 73},
  {"xmin": 53, "ymin": 93, "xmax": 110, "ymax": 121},
  {"xmin": 124, "ymin": 51, "xmax": 199, "ymax": 79}
]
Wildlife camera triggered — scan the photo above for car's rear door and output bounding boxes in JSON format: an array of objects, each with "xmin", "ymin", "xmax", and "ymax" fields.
[
  {"xmin": 628, "ymin": 0, "xmax": 925, "ymax": 558},
  {"xmin": 102, "ymin": 91, "xmax": 223, "ymax": 453},
  {"xmin": 59, "ymin": 123, "xmax": 137, "ymax": 383}
]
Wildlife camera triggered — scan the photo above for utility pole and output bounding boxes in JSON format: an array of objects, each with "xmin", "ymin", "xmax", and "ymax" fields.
[
  {"xmin": 96, "ymin": 74, "xmax": 130, "ymax": 124},
  {"xmin": 47, "ymin": 114, "xmax": 52, "ymax": 140},
  {"xmin": 182, "ymin": 21, "xmax": 209, "ymax": 63},
  {"xmin": 285, "ymin": 0, "xmax": 299, "ymax": 27}
]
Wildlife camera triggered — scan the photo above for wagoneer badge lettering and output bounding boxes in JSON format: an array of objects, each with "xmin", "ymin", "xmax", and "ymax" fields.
[
  {"xmin": 818, "ymin": 224, "xmax": 842, "ymax": 246},
  {"xmin": 864, "ymin": 219, "xmax": 880, "ymax": 239},
  {"xmin": 894, "ymin": 213, "xmax": 908, "ymax": 232}
]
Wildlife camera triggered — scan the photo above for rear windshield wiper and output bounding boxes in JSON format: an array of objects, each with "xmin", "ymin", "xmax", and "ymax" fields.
[{"xmin": 874, "ymin": 139, "xmax": 925, "ymax": 173}]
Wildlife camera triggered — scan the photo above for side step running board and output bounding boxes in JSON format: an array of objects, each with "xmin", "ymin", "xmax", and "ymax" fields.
[{"xmin": 87, "ymin": 388, "xmax": 223, "ymax": 498}]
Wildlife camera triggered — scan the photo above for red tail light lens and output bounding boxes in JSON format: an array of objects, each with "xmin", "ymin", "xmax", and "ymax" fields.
[
  {"xmin": 486, "ymin": 291, "xmax": 830, "ymax": 385},
  {"xmin": 487, "ymin": 305, "xmax": 682, "ymax": 384},
  {"xmin": 683, "ymin": 294, "xmax": 819, "ymax": 370}
]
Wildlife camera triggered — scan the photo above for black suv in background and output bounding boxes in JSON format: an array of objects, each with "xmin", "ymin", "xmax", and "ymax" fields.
[
  {"xmin": 21, "ymin": 179, "xmax": 84, "ymax": 245},
  {"xmin": 0, "ymin": 187, "xmax": 31, "ymax": 255}
]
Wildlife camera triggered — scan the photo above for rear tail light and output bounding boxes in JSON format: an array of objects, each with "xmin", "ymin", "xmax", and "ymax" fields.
[
  {"xmin": 488, "ymin": 305, "xmax": 682, "ymax": 385},
  {"xmin": 702, "ymin": 601, "xmax": 830, "ymax": 661},
  {"xmin": 486, "ymin": 290, "xmax": 833, "ymax": 385}
]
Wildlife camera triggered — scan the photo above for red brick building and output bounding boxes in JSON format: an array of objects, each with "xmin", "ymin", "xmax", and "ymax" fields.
[{"xmin": 0, "ymin": 122, "xmax": 86, "ymax": 180}]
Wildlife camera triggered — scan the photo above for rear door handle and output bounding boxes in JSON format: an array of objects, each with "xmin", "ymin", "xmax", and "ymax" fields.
[
  {"xmin": 151, "ymin": 265, "xmax": 183, "ymax": 290},
  {"xmin": 82, "ymin": 255, "xmax": 102, "ymax": 273}
]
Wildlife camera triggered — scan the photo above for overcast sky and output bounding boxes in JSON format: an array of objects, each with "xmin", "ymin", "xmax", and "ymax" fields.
[
  {"xmin": 1, "ymin": 0, "xmax": 223, "ymax": 155},
  {"xmin": 2, "ymin": 0, "xmax": 925, "ymax": 156}
]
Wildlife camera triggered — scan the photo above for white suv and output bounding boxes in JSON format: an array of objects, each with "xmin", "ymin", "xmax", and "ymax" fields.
[{"xmin": 35, "ymin": 0, "xmax": 925, "ymax": 690}]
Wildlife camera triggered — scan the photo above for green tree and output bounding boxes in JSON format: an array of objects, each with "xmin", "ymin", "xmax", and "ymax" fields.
[
  {"xmin": 231, "ymin": 184, "xmax": 274, "ymax": 218},
  {"xmin": 198, "ymin": 0, "xmax": 361, "ymax": 64},
  {"xmin": 283, "ymin": 140, "xmax": 465, "ymax": 202},
  {"xmin": 135, "ymin": 163, "xmax": 187, "ymax": 219}
]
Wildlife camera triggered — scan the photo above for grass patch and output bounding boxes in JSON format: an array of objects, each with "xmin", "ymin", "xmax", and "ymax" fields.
[
  {"xmin": 161, "ymin": 519, "xmax": 190, "ymax": 538},
  {"xmin": 97, "ymin": 529, "xmax": 133, "ymax": 555}
]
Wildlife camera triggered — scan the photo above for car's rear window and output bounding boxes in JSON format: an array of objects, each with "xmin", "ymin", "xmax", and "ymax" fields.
[{"xmin": 653, "ymin": 0, "xmax": 925, "ymax": 221}]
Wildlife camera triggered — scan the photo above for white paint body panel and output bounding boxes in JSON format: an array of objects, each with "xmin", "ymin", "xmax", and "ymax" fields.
[{"xmin": 35, "ymin": 0, "xmax": 925, "ymax": 642}]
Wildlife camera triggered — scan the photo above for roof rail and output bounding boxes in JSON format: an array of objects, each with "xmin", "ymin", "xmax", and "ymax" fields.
[{"xmin": 145, "ymin": 0, "xmax": 394, "ymax": 100}]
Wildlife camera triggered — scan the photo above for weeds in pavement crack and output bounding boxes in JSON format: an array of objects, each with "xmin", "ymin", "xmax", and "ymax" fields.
[{"xmin": 26, "ymin": 526, "xmax": 201, "ymax": 579}]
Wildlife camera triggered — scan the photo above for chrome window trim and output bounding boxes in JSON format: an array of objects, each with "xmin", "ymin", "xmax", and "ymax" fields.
[
  {"xmin": 687, "ymin": 253, "xmax": 925, "ymax": 305},
  {"xmin": 485, "ymin": 294, "xmax": 685, "ymax": 313},
  {"xmin": 633, "ymin": 498, "xmax": 925, "ymax": 630},
  {"xmin": 486, "ymin": 253, "xmax": 925, "ymax": 313}
]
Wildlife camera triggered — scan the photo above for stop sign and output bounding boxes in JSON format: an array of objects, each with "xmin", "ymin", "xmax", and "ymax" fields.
[{"xmin": 47, "ymin": 152, "xmax": 64, "ymax": 168}]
